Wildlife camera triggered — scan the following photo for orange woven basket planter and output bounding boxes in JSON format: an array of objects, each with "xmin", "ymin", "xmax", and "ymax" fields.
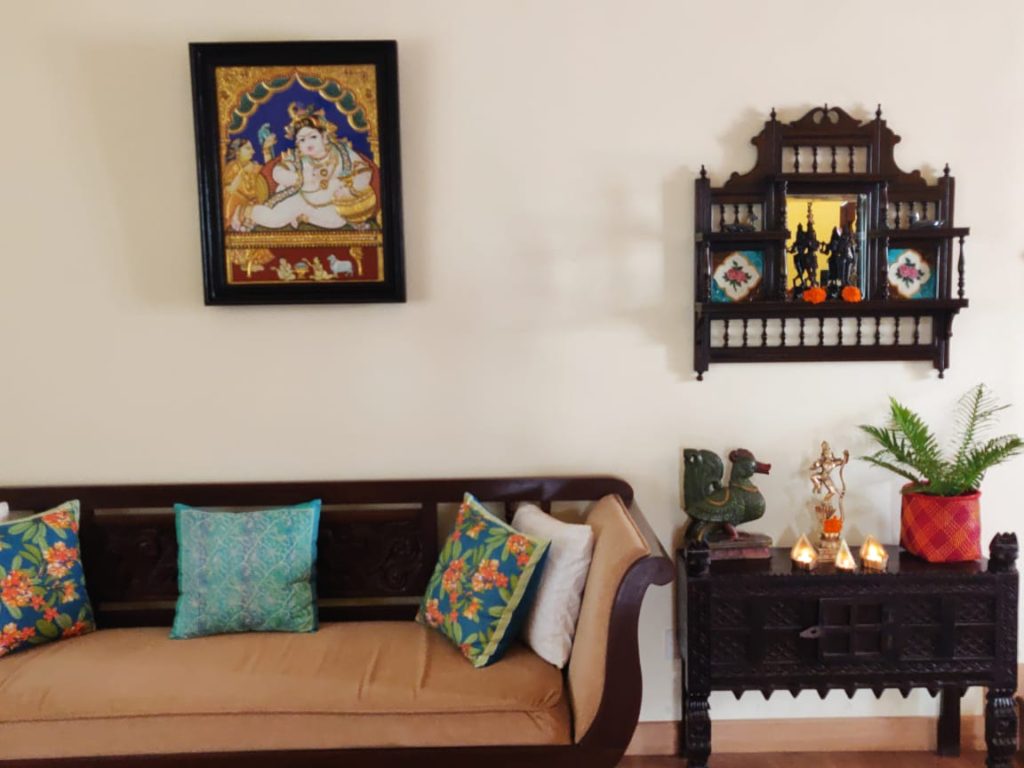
[{"xmin": 900, "ymin": 488, "xmax": 982, "ymax": 563}]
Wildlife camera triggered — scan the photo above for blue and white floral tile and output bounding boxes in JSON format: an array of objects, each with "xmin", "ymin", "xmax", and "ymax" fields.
[
  {"xmin": 711, "ymin": 250, "xmax": 764, "ymax": 303},
  {"xmin": 887, "ymin": 248, "xmax": 935, "ymax": 299}
]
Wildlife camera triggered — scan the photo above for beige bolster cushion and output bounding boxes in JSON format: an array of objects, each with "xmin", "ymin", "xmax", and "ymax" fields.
[{"xmin": 566, "ymin": 494, "xmax": 650, "ymax": 741}]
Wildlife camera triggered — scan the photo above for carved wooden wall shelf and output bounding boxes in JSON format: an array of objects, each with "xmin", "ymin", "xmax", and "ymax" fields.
[{"xmin": 694, "ymin": 105, "xmax": 970, "ymax": 380}]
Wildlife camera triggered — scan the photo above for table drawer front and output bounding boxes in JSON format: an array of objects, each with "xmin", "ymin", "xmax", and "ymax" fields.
[{"xmin": 708, "ymin": 590, "xmax": 999, "ymax": 670}]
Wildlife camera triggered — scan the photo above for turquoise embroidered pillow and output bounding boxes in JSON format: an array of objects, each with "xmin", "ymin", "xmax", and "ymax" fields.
[
  {"xmin": 417, "ymin": 493, "xmax": 548, "ymax": 668},
  {"xmin": 171, "ymin": 500, "xmax": 321, "ymax": 639},
  {"xmin": 0, "ymin": 501, "xmax": 95, "ymax": 658}
]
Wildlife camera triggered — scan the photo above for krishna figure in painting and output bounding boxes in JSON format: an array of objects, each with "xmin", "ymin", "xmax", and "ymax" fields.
[
  {"xmin": 231, "ymin": 103, "xmax": 377, "ymax": 232},
  {"xmin": 216, "ymin": 64, "xmax": 384, "ymax": 284}
]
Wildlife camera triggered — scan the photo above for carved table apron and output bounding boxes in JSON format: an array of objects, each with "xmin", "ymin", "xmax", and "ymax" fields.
[{"xmin": 678, "ymin": 536, "xmax": 1019, "ymax": 768}]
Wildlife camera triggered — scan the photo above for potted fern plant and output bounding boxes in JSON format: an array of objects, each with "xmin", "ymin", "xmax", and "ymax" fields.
[{"xmin": 859, "ymin": 384, "xmax": 1023, "ymax": 562}]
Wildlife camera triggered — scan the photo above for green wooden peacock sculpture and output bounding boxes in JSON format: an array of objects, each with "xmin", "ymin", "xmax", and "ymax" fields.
[{"xmin": 683, "ymin": 448, "xmax": 771, "ymax": 544}]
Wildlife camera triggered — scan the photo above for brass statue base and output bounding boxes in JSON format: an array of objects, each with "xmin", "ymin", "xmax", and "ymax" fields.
[
  {"xmin": 818, "ymin": 530, "xmax": 840, "ymax": 563},
  {"xmin": 816, "ymin": 501, "xmax": 841, "ymax": 563},
  {"xmin": 703, "ymin": 528, "xmax": 773, "ymax": 560}
]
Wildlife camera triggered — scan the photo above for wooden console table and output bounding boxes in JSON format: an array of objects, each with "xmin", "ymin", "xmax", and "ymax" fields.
[{"xmin": 678, "ymin": 534, "xmax": 1019, "ymax": 767}]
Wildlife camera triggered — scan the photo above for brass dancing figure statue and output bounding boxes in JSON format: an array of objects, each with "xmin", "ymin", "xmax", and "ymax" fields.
[{"xmin": 809, "ymin": 441, "xmax": 850, "ymax": 562}]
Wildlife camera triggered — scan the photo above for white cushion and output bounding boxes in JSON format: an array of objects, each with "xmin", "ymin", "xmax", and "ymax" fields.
[
  {"xmin": 512, "ymin": 504, "xmax": 594, "ymax": 668},
  {"xmin": 0, "ymin": 502, "xmax": 8, "ymax": 521}
]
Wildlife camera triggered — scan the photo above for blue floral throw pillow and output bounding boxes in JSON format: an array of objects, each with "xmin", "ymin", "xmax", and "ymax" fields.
[
  {"xmin": 417, "ymin": 493, "xmax": 549, "ymax": 668},
  {"xmin": 0, "ymin": 501, "xmax": 95, "ymax": 658},
  {"xmin": 171, "ymin": 501, "xmax": 321, "ymax": 639}
]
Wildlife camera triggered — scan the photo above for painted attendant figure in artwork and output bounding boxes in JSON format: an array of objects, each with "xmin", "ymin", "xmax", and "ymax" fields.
[{"xmin": 222, "ymin": 138, "xmax": 270, "ymax": 230}]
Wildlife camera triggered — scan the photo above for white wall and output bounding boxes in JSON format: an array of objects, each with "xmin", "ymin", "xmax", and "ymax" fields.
[{"xmin": 2, "ymin": 0, "xmax": 1022, "ymax": 723}]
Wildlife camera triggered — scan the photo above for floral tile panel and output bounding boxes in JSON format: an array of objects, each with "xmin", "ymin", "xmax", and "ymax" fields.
[
  {"xmin": 887, "ymin": 248, "xmax": 936, "ymax": 299},
  {"xmin": 711, "ymin": 250, "xmax": 764, "ymax": 303}
]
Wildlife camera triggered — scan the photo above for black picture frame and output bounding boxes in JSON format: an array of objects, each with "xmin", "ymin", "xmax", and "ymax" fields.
[{"xmin": 190, "ymin": 41, "xmax": 405, "ymax": 305}]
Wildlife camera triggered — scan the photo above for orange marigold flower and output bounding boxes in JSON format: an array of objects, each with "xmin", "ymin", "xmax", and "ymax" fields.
[
  {"xmin": 840, "ymin": 285, "xmax": 862, "ymax": 302},
  {"xmin": 466, "ymin": 520, "xmax": 487, "ymax": 540},
  {"xmin": 30, "ymin": 594, "xmax": 46, "ymax": 611},
  {"xmin": 43, "ymin": 607, "xmax": 59, "ymax": 621},
  {"xmin": 61, "ymin": 581, "xmax": 79, "ymax": 604},
  {"xmin": 802, "ymin": 286, "xmax": 827, "ymax": 304},
  {"xmin": 823, "ymin": 516, "xmax": 843, "ymax": 534}
]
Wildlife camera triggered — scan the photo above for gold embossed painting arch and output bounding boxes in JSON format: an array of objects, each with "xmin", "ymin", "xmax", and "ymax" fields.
[{"xmin": 191, "ymin": 42, "xmax": 405, "ymax": 304}]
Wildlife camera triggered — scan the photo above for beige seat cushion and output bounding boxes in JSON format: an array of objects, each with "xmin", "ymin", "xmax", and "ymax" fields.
[{"xmin": 0, "ymin": 621, "xmax": 570, "ymax": 759}]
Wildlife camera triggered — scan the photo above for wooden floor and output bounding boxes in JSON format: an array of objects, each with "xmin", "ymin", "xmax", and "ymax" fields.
[{"xmin": 620, "ymin": 754, "xmax": 1018, "ymax": 767}]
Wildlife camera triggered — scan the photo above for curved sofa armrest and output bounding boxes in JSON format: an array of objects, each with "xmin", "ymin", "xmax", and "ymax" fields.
[{"xmin": 566, "ymin": 495, "xmax": 672, "ymax": 763}]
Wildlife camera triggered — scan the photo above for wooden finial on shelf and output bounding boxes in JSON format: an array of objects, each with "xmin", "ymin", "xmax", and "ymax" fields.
[
  {"xmin": 943, "ymin": 163, "xmax": 951, "ymax": 177},
  {"xmin": 876, "ymin": 104, "xmax": 883, "ymax": 119},
  {"xmin": 989, "ymin": 533, "xmax": 1019, "ymax": 573},
  {"xmin": 700, "ymin": 165, "xmax": 707, "ymax": 179},
  {"xmin": 770, "ymin": 107, "xmax": 777, "ymax": 122}
]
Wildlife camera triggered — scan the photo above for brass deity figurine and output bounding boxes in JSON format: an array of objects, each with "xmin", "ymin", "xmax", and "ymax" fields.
[{"xmin": 809, "ymin": 441, "xmax": 850, "ymax": 562}]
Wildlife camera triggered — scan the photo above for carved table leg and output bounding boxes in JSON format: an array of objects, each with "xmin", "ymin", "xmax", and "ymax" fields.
[
  {"xmin": 985, "ymin": 687, "xmax": 1018, "ymax": 768},
  {"xmin": 937, "ymin": 686, "xmax": 962, "ymax": 756},
  {"xmin": 684, "ymin": 691, "xmax": 711, "ymax": 768}
]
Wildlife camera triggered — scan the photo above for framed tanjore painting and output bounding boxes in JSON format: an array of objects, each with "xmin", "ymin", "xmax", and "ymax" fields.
[{"xmin": 190, "ymin": 41, "xmax": 405, "ymax": 304}]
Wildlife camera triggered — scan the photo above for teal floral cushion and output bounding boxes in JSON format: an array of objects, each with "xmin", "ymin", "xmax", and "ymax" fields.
[
  {"xmin": 171, "ymin": 501, "xmax": 321, "ymax": 639},
  {"xmin": 0, "ymin": 501, "xmax": 95, "ymax": 658},
  {"xmin": 417, "ymin": 493, "xmax": 548, "ymax": 668}
]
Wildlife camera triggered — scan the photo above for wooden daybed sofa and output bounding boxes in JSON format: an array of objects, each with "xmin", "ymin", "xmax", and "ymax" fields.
[{"xmin": 0, "ymin": 476, "xmax": 671, "ymax": 768}]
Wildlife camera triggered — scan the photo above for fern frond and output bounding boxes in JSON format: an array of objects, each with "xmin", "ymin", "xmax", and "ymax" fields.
[
  {"xmin": 858, "ymin": 425, "xmax": 914, "ymax": 467},
  {"xmin": 887, "ymin": 398, "xmax": 944, "ymax": 482},
  {"xmin": 958, "ymin": 434, "xmax": 1024, "ymax": 491},
  {"xmin": 860, "ymin": 452, "xmax": 924, "ymax": 486},
  {"xmin": 953, "ymin": 384, "xmax": 1011, "ymax": 471}
]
